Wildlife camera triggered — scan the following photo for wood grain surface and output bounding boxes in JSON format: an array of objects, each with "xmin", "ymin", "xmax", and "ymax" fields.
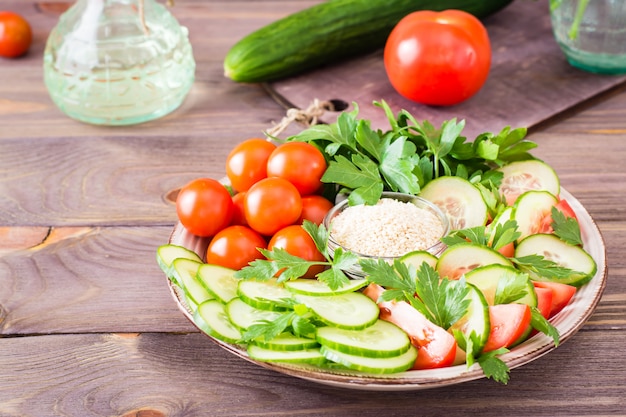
[{"xmin": 1, "ymin": 1, "xmax": 625, "ymax": 416}]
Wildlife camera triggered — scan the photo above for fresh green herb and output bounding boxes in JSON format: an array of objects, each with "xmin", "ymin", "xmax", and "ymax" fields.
[
  {"xmin": 551, "ymin": 206, "xmax": 583, "ymax": 246},
  {"xmin": 530, "ymin": 307, "xmax": 560, "ymax": 346},
  {"xmin": 241, "ymin": 303, "xmax": 317, "ymax": 342},
  {"xmin": 494, "ymin": 270, "xmax": 530, "ymax": 305},
  {"xmin": 477, "ymin": 348, "xmax": 511, "ymax": 384},
  {"xmin": 289, "ymin": 100, "xmax": 535, "ymax": 205},
  {"xmin": 512, "ymin": 254, "xmax": 582, "ymax": 281},
  {"xmin": 441, "ymin": 219, "xmax": 520, "ymax": 252},
  {"xmin": 234, "ymin": 221, "xmax": 354, "ymax": 290},
  {"xmin": 361, "ymin": 259, "xmax": 470, "ymax": 331}
]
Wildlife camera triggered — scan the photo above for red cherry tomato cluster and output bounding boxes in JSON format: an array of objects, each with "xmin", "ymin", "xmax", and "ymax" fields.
[{"xmin": 176, "ymin": 138, "xmax": 334, "ymax": 276}]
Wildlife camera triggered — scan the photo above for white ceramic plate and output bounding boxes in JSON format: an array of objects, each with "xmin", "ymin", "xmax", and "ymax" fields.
[{"xmin": 166, "ymin": 188, "xmax": 607, "ymax": 391}]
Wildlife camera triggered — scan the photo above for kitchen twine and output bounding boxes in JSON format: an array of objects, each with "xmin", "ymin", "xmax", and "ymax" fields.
[{"xmin": 265, "ymin": 99, "xmax": 337, "ymax": 138}]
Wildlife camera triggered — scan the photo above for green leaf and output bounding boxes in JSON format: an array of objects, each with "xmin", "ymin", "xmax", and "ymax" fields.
[
  {"xmin": 413, "ymin": 263, "xmax": 470, "ymax": 329},
  {"xmin": 512, "ymin": 254, "xmax": 582, "ymax": 281},
  {"xmin": 235, "ymin": 254, "xmax": 281, "ymax": 281},
  {"xmin": 379, "ymin": 136, "xmax": 421, "ymax": 195},
  {"xmin": 321, "ymin": 154, "xmax": 383, "ymax": 205},
  {"xmin": 361, "ymin": 258, "xmax": 416, "ymax": 294},
  {"xmin": 530, "ymin": 306, "xmax": 560, "ymax": 346},
  {"xmin": 551, "ymin": 206, "xmax": 583, "ymax": 246},
  {"xmin": 493, "ymin": 270, "xmax": 530, "ymax": 305},
  {"xmin": 476, "ymin": 138, "xmax": 500, "ymax": 161},
  {"xmin": 291, "ymin": 315, "xmax": 317, "ymax": 339},
  {"xmin": 242, "ymin": 312, "xmax": 295, "ymax": 342},
  {"xmin": 354, "ymin": 120, "xmax": 383, "ymax": 161},
  {"xmin": 490, "ymin": 219, "xmax": 521, "ymax": 251},
  {"xmin": 316, "ymin": 247, "xmax": 356, "ymax": 290},
  {"xmin": 302, "ymin": 220, "xmax": 330, "ymax": 259},
  {"xmin": 477, "ymin": 348, "xmax": 510, "ymax": 384}
]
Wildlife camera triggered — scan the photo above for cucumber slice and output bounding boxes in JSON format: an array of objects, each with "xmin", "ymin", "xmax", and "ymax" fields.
[
  {"xmin": 436, "ymin": 242, "xmax": 512, "ymax": 280},
  {"xmin": 295, "ymin": 292, "xmax": 379, "ymax": 330},
  {"xmin": 515, "ymin": 234, "xmax": 597, "ymax": 287},
  {"xmin": 156, "ymin": 243, "xmax": 202, "ymax": 279},
  {"xmin": 247, "ymin": 344, "xmax": 326, "ymax": 365},
  {"xmin": 284, "ymin": 278, "xmax": 368, "ymax": 296},
  {"xmin": 251, "ymin": 332, "xmax": 320, "ymax": 352},
  {"xmin": 513, "ymin": 190, "xmax": 558, "ymax": 241},
  {"xmin": 465, "ymin": 264, "xmax": 537, "ymax": 307},
  {"xmin": 197, "ymin": 263, "xmax": 240, "ymax": 304},
  {"xmin": 237, "ymin": 279, "xmax": 294, "ymax": 311},
  {"xmin": 419, "ymin": 176, "xmax": 488, "ymax": 230},
  {"xmin": 497, "ymin": 160, "xmax": 560, "ymax": 206},
  {"xmin": 171, "ymin": 258, "xmax": 214, "ymax": 306},
  {"xmin": 226, "ymin": 297, "xmax": 282, "ymax": 331},
  {"xmin": 194, "ymin": 299, "xmax": 242, "ymax": 344},
  {"xmin": 399, "ymin": 250, "xmax": 438, "ymax": 270},
  {"xmin": 449, "ymin": 282, "xmax": 490, "ymax": 353},
  {"xmin": 320, "ymin": 345, "xmax": 417, "ymax": 374},
  {"xmin": 316, "ymin": 320, "xmax": 410, "ymax": 358}
]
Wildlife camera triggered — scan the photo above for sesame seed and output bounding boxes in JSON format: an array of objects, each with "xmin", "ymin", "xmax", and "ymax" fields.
[{"xmin": 329, "ymin": 198, "xmax": 444, "ymax": 257}]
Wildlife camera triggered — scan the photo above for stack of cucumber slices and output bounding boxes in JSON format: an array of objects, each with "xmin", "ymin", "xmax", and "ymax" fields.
[{"xmin": 158, "ymin": 244, "xmax": 419, "ymax": 374}]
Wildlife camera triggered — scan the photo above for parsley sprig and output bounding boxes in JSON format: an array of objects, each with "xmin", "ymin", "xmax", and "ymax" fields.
[
  {"xmin": 288, "ymin": 100, "xmax": 536, "ymax": 205},
  {"xmin": 234, "ymin": 220, "xmax": 355, "ymax": 291}
]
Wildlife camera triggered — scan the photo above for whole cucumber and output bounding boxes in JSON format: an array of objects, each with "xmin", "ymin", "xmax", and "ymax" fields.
[{"xmin": 224, "ymin": 0, "xmax": 515, "ymax": 83}]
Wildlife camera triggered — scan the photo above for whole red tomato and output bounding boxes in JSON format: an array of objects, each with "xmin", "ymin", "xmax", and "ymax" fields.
[
  {"xmin": 268, "ymin": 225, "xmax": 326, "ymax": 278},
  {"xmin": 226, "ymin": 138, "xmax": 276, "ymax": 193},
  {"xmin": 0, "ymin": 11, "xmax": 32, "ymax": 58},
  {"xmin": 298, "ymin": 195, "xmax": 334, "ymax": 225},
  {"xmin": 176, "ymin": 178, "xmax": 234, "ymax": 237},
  {"xmin": 244, "ymin": 177, "xmax": 302, "ymax": 236},
  {"xmin": 266, "ymin": 142, "xmax": 327, "ymax": 196},
  {"xmin": 207, "ymin": 225, "xmax": 266, "ymax": 270},
  {"xmin": 384, "ymin": 10, "xmax": 491, "ymax": 106}
]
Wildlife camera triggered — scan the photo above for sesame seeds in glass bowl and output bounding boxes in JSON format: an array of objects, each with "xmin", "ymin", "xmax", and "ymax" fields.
[{"xmin": 323, "ymin": 192, "xmax": 450, "ymax": 279}]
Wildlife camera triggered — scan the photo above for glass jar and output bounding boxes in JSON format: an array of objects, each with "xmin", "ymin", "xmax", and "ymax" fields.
[
  {"xmin": 550, "ymin": 0, "xmax": 626, "ymax": 74},
  {"xmin": 43, "ymin": 0, "xmax": 195, "ymax": 126}
]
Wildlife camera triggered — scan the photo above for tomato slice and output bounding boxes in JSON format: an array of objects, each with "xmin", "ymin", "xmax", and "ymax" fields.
[
  {"xmin": 482, "ymin": 303, "xmax": 532, "ymax": 352},
  {"xmin": 532, "ymin": 281, "xmax": 577, "ymax": 318},
  {"xmin": 534, "ymin": 286, "xmax": 553, "ymax": 319},
  {"xmin": 363, "ymin": 284, "xmax": 458, "ymax": 369}
]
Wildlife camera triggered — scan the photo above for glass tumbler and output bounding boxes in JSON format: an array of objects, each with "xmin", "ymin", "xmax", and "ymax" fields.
[
  {"xmin": 550, "ymin": 0, "xmax": 626, "ymax": 74},
  {"xmin": 43, "ymin": 0, "xmax": 196, "ymax": 126}
]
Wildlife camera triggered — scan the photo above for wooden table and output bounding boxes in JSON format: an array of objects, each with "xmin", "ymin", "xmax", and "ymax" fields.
[{"xmin": 1, "ymin": 1, "xmax": 625, "ymax": 416}]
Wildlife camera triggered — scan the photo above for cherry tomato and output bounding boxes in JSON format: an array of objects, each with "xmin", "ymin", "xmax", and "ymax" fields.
[
  {"xmin": 268, "ymin": 225, "xmax": 326, "ymax": 278},
  {"xmin": 298, "ymin": 195, "xmax": 334, "ymax": 225},
  {"xmin": 266, "ymin": 142, "xmax": 327, "ymax": 195},
  {"xmin": 226, "ymin": 138, "xmax": 277, "ymax": 192},
  {"xmin": 384, "ymin": 9, "xmax": 491, "ymax": 106},
  {"xmin": 207, "ymin": 225, "xmax": 266, "ymax": 270},
  {"xmin": 244, "ymin": 177, "xmax": 302, "ymax": 236},
  {"xmin": 0, "ymin": 11, "xmax": 32, "ymax": 58},
  {"xmin": 230, "ymin": 192, "xmax": 247, "ymax": 226},
  {"xmin": 176, "ymin": 178, "xmax": 234, "ymax": 237}
]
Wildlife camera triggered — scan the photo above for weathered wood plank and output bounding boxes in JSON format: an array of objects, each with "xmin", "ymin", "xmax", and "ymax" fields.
[{"xmin": 1, "ymin": 331, "xmax": 625, "ymax": 417}]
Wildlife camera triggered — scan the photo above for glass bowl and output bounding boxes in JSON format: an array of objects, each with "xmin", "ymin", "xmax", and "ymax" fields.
[{"xmin": 322, "ymin": 192, "xmax": 450, "ymax": 278}]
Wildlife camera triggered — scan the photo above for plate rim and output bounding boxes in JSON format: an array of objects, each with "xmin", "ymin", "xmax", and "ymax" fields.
[{"xmin": 166, "ymin": 187, "xmax": 608, "ymax": 391}]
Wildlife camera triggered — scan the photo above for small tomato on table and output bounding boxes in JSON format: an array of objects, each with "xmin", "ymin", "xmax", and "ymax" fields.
[
  {"xmin": 384, "ymin": 9, "xmax": 491, "ymax": 106},
  {"xmin": 0, "ymin": 11, "xmax": 32, "ymax": 58}
]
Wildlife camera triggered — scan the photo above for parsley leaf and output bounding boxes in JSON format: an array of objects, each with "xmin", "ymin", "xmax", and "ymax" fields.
[
  {"xmin": 512, "ymin": 254, "xmax": 582, "ymax": 281},
  {"xmin": 411, "ymin": 263, "xmax": 470, "ymax": 329},
  {"xmin": 530, "ymin": 307, "xmax": 560, "ymax": 346},
  {"xmin": 551, "ymin": 206, "xmax": 583, "ymax": 246},
  {"xmin": 321, "ymin": 154, "xmax": 383, "ymax": 205},
  {"xmin": 493, "ymin": 270, "xmax": 530, "ymax": 305},
  {"xmin": 477, "ymin": 348, "xmax": 511, "ymax": 384},
  {"xmin": 490, "ymin": 219, "xmax": 521, "ymax": 251}
]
